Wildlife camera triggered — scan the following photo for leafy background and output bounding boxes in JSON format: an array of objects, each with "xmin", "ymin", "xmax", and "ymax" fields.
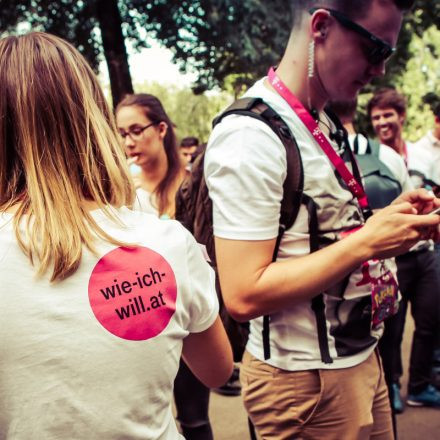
[{"xmin": 1, "ymin": 0, "xmax": 439, "ymax": 142}]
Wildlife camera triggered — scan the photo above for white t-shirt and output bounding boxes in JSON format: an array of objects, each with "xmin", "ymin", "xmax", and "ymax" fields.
[
  {"xmin": 133, "ymin": 188, "xmax": 159, "ymax": 216},
  {"xmin": 205, "ymin": 78, "xmax": 394, "ymax": 371},
  {"xmin": 0, "ymin": 207, "xmax": 218, "ymax": 440},
  {"xmin": 410, "ymin": 131, "xmax": 440, "ymax": 185},
  {"xmin": 128, "ymin": 163, "xmax": 161, "ymax": 217}
]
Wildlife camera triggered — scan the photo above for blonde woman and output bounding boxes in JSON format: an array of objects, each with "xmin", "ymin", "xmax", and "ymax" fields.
[
  {"xmin": 0, "ymin": 32, "xmax": 232, "ymax": 440},
  {"xmin": 116, "ymin": 94, "xmax": 186, "ymax": 219}
]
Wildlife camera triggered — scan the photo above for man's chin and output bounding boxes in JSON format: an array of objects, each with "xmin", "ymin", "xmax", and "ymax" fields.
[
  {"xmin": 335, "ymin": 87, "xmax": 360, "ymax": 102},
  {"xmin": 377, "ymin": 135, "xmax": 391, "ymax": 145}
]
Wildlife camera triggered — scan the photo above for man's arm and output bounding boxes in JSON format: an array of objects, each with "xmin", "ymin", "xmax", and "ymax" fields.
[{"xmin": 216, "ymin": 197, "xmax": 440, "ymax": 321}]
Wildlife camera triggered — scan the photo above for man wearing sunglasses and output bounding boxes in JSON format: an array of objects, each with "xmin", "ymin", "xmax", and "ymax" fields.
[
  {"xmin": 309, "ymin": 7, "xmax": 396, "ymax": 65},
  {"xmin": 204, "ymin": 1, "xmax": 436, "ymax": 439}
]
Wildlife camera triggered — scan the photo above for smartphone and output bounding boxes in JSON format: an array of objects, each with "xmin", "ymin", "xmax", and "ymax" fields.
[{"xmin": 428, "ymin": 207, "xmax": 440, "ymax": 215}]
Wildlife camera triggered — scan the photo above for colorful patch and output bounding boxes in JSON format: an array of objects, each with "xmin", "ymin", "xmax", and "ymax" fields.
[
  {"xmin": 88, "ymin": 246, "xmax": 177, "ymax": 341},
  {"xmin": 356, "ymin": 260, "xmax": 398, "ymax": 328}
]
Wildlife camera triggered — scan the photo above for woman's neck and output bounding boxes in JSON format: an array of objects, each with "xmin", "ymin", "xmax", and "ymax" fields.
[{"xmin": 139, "ymin": 153, "xmax": 169, "ymax": 193}]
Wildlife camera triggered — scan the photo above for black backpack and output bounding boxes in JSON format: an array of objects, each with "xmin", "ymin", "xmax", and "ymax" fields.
[
  {"xmin": 175, "ymin": 97, "xmax": 304, "ymax": 362},
  {"xmin": 352, "ymin": 135, "xmax": 402, "ymax": 209}
]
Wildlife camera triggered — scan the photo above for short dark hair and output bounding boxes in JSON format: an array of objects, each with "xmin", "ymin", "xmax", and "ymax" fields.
[
  {"xmin": 367, "ymin": 88, "xmax": 407, "ymax": 117},
  {"xmin": 290, "ymin": 0, "xmax": 415, "ymax": 27},
  {"xmin": 423, "ymin": 93, "xmax": 440, "ymax": 119},
  {"xmin": 180, "ymin": 136, "xmax": 199, "ymax": 148}
]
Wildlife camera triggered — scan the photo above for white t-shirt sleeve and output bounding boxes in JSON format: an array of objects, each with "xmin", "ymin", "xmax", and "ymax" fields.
[
  {"xmin": 378, "ymin": 144, "xmax": 413, "ymax": 192},
  {"xmin": 183, "ymin": 230, "xmax": 219, "ymax": 333},
  {"xmin": 409, "ymin": 138, "xmax": 440, "ymax": 186},
  {"xmin": 205, "ymin": 115, "xmax": 287, "ymax": 240}
]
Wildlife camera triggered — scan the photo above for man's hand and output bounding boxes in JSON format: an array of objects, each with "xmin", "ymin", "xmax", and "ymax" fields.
[
  {"xmin": 392, "ymin": 188, "xmax": 440, "ymax": 214},
  {"xmin": 390, "ymin": 188, "xmax": 440, "ymax": 241},
  {"xmin": 360, "ymin": 201, "xmax": 440, "ymax": 258}
]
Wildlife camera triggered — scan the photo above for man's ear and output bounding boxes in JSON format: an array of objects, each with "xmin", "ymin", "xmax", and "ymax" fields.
[
  {"xmin": 310, "ymin": 9, "xmax": 331, "ymax": 41},
  {"xmin": 399, "ymin": 112, "xmax": 406, "ymax": 126}
]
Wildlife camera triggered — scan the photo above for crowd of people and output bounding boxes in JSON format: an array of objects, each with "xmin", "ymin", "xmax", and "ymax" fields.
[{"xmin": 1, "ymin": 1, "xmax": 440, "ymax": 440}]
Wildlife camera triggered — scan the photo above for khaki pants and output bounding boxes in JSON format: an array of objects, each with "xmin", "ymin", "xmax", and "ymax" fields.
[{"xmin": 241, "ymin": 350, "xmax": 393, "ymax": 440}]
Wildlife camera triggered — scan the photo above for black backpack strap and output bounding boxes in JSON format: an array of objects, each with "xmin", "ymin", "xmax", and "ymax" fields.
[
  {"xmin": 214, "ymin": 97, "xmax": 304, "ymax": 235},
  {"xmin": 214, "ymin": 97, "xmax": 304, "ymax": 361},
  {"xmin": 213, "ymin": 97, "xmax": 269, "ymax": 126},
  {"xmin": 353, "ymin": 134, "xmax": 360, "ymax": 155},
  {"xmin": 302, "ymin": 193, "xmax": 333, "ymax": 364}
]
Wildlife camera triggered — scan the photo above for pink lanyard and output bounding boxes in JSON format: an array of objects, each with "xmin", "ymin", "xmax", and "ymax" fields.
[
  {"xmin": 267, "ymin": 67, "xmax": 370, "ymax": 211},
  {"xmin": 402, "ymin": 142, "xmax": 408, "ymax": 168}
]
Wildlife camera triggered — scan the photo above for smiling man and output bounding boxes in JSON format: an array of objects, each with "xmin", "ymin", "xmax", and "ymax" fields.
[
  {"xmin": 368, "ymin": 88, "xmax": 440, "ymax": 413},
  {"xmin": 203, "ymin": 1, "xmax": 440, "ymax": 439},
  {"xmin": 368, "ymin": 88, "xmax": 408, "ymax": 158}
]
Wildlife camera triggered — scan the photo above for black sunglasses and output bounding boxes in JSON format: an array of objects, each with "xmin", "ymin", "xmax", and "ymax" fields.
[{"xmin": 309, "ymin": 8, "xmax": 395, "ymax": 65}]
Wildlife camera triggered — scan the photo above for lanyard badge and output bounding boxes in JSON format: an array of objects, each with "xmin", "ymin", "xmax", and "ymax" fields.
[{"xmin": 356, "ymin": 260, "xmax": 399, "ymax": 328}]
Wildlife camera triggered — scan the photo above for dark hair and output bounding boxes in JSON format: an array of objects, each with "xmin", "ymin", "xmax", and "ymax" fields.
[
  {"xmin": 180, "ymin": 136, "xmax": 199, "ymax": 148},
  {"xmin": 116, "ymin": 93, "xmax": 182, "ymax": 216},
  {"xmin": 423, "ymin": 93, "xmax": 440, "ymax": 119},
  {"xmin": 329, "ymin": 99, "xmax": 358, "ymax": 123},
  {"xmin": 367, "ymin": 88, "xmax": 407, "ymax": 117},
  {"xmin": 290, "ymin": 0, "xmax": 415, "ymax": 27}
]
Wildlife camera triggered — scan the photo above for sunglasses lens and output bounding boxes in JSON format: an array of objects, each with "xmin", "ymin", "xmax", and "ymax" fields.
[{"xmin": 369, "ymin": 45, "xmax": 393, "ymax": 65}]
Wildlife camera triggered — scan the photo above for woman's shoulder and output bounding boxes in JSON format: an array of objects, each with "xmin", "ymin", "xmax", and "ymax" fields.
[
  {"xmin": 132, "ymin": 188, "xmax": 158, "ymax": 215},
  {"xmin": 112, "ymin": 206, "xmax": 189, "ymax": 245}
]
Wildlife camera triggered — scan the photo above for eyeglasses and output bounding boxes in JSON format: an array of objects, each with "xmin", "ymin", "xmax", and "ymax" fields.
[
  {"xmin": 309, "ymin": 8, "xmax": 396, "ymax": 65},
  {"xmin": 118, "ymin": 122, "xmax": 157, "ymax": 141}
]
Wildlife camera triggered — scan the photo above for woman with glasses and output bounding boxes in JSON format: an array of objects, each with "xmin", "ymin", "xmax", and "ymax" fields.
[
  {"xmin": 0, "ymin": 32, "xmax": 232, "ymax": 440},
  {"xmin": 116, "ymin": 96, "xmax": 216, "ymax": 439},
  {"xmin": 116, "ymin": 94, "xmax": 186, "ymax": 219}
]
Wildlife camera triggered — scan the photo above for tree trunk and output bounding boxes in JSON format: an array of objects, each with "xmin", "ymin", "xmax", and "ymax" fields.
[{"xmin": 94, "ymin": 0, "xmax": 133, "ymax": 107}]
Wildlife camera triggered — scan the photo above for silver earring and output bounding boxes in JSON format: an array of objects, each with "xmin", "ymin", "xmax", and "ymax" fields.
[{"xmin": 308, "ymin": 40, "xmax": 315, "ymax": 78}]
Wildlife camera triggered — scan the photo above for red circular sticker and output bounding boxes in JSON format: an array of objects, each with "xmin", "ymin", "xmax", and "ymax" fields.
[{"xmin": 88, "ymin": 246, "xmax": 177, "ymax": 341}]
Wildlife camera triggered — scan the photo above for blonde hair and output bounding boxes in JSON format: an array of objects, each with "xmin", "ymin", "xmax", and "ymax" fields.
[{"xmin": 0, "ymin": 32, "xmax": 135, "ymax": 281}]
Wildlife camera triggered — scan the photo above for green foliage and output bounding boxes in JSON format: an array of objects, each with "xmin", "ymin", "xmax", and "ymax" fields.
[
  {"xmin": 135, "ymin": 81, "xmax": 233, "ymax": 143},
  {"xmin": 1, "ymin": 0, "xmax": 439, "ymax": 125},
  {"xmin": 398, "ymin": 26, "xmax": 440, "ymax": 141},
  {"xmin": 0, "ymin": 0, "xmax": 101, "ymax": 70},
  {"xmin": 152, "ymin": 0, "xmax": 289, "ymax": 94},
  {"xmin": 412, "ymin": 0, "xmax": 440, "ymax": 34},
  {"xmin": 0, "ymin": 0, "xmax": 180, "ymax": 70}
]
